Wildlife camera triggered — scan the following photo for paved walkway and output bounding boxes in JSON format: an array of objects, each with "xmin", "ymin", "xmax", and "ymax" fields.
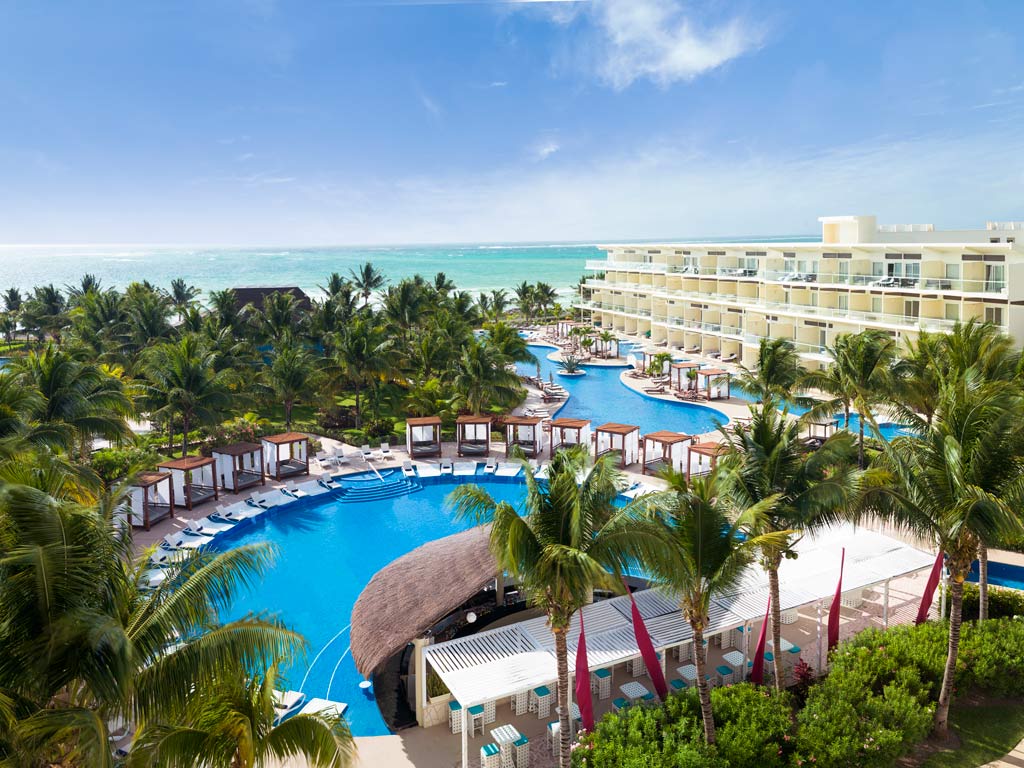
[{"xmin": 983, "ymin": 737, "xmax": 1024, "ymax": 767}]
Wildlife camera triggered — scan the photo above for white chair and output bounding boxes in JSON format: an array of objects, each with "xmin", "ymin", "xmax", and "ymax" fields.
[
  {"xmin": 161, "ymin": 532, "xmax": 205, "ymax": 551},
  {"xmin": 448, "ymin": 701, "xmax": 462, "ymax": 734},
  {"xmin": 440, "ymin": 459, "xmax": 454, "ymax": 474},
  {"xmin": 483, "ymin": 699, "xmax": 496, "ymax": 724},
  {"xmin": 183, "ymin": 517, "xmax": 233, "ymax": 536},
  {"xmin": 360, "ymin": 445, "xmax": 374, "ymax": 462},
  {"xmin": 401, "ymin": 460, "xmax": 416, "ymax": 478},
  {"xmin": 483, "ymin": 456, "xmax": 497, "ymax": 473},
  {"xmin": 546, "ymin": 721, "xmax": 560, "ymax": 756},
  {"xmin": 379, "ymin": 442, "xmax": 393, "ymax": 460},
  {"xmin": 315, "ymin": 450, "xmax": 334, "ymax": 468},
  {"xmin": 480, "ymin": 743, "xmax": 499, "ymax": 768},
  {"xmin": 510, "ymin": 690, "xmax": 529, "ymax": 716},
  {"xmin": 284, "ymin": 481, "xmax": 308, "ymax": 498},
  {"xmin": 513, "ymin": 736, "xmax": 529, "ymax": 768},
  {"xmin": 332, "ymin": 447, "xmax": 350, "ymax": 467}
]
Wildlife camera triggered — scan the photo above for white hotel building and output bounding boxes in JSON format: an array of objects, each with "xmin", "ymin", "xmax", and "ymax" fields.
[{"xmin": 579, "ymin": 215, "xmax": 1023, "ymax": 370}]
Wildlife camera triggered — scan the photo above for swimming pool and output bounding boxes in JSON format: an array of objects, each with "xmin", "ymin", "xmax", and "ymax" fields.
[
  {"xmin": 212, "ymin": 470, "xmax": 530, "ymax": 736},
  {"xmin": 517, "ymin": 344, "xmax": 727, "ymax": 435},
  {"xmin": 968, "ymin": 559, "xmax": 1024, "ymax": 591}
]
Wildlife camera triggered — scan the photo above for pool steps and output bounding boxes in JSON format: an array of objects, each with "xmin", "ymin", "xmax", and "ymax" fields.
[{"xmin": 334, "ymin": 475, "xmax": 422, "ymax": 503}]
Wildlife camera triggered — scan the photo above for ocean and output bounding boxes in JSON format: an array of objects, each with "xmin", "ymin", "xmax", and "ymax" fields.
[{"xmin": 0, "ymin": 235, "xmax": 818, "ymax": 299}]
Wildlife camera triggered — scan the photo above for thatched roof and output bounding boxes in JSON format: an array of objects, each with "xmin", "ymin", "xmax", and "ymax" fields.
[{"xmin": 351, "ymin": 526, "xmax": 497, "ymax": 676}]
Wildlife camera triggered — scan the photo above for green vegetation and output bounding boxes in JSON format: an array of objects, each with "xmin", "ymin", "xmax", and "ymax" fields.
[{"xmin": 921, "ymin": 700, "xmax": 1024, "ymax": 767}]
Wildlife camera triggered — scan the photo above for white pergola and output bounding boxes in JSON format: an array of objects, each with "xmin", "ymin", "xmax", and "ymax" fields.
[{"xmin": 423, "ymin": 524, "xmax": 936, "ymax": 767}]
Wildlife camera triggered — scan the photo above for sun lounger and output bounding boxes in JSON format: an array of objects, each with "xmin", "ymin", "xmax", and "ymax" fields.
[
  {"xmin": 643, "ymin": 386, "xmax": 666, "ymax": 394},
  {"xmin": 250, "ymin": 490, "xmax": 284, "ymax": 509},
  {"xmin": 496, "ymin": 461, "xmax": 521, "ymax": 477},
  {"xmin": 211, "ymin": 501, "xmax": 262, "ymax": 522},
  {"xmin": 315, "ymin": 450, "xmax": 335, "ymax": 468},
  {"xmin": 535, "ymin": 462, "xmax": 550, "ymax": 480},
  {"xmin": 440, "ymin": 459, "xmax": 454, "ymax": 475},
  {"xmin": 284, "ymin": 481, "xmax": 309, "ymax": 498},
  {"xmin": 721, "ymin": 353, "xmax": 737, "ymax": 363},
  {"xmin": 483, "ymin": 456, "xmax": 497, "ymax": 473},
  {"xmin": 161, "ymin": 532, "xmax": 206, "ymax": 551},
  {"xmin": 379, "ymin": 442, "xmax": 393, "ymax": 460},
  {"xmin": 294, "ymin": 479, "xmax": 329, "ymax": 497},
  {"xmin": 298, "ymin": 697, "xmax": 348, "ymax": 718},
  {"xmin": 454, "ymin": 461, "xmax": 476, "ymax": 476},
  {"xmin": 140, "ymin": 568, "xmax": 168, "ymax": 589},
  {"xmin": 418, "ymin": 463, "xmax": 441, "ymax": 478},
  {"xmin": 360, "ymin": 444, "xmax": 374, "ymax": 462},
  {"xmin": 183, "ymin": 516, "xmax": 234, "ymax": 535},
  {"xmin": 273, "ymin": 690, "xmax": 306, "ymax": 724},
  {"xmin": 401, "ymin": 460, "xmax": 417, "ymax": 478},
  {"xmin": 318, "ymin": 474, "xmax": 339, "ymax": 490}
]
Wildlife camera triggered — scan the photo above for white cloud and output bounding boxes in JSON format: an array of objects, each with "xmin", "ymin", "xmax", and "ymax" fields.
[
  {"xmin": 418, "ymin": 90, "xmax": 443, "ymax": 117},
  {"xmin": 532, "ymin": 137, "xmax": 560, "ymax": 160},
  {"xmin": 489, "ymin": 80, "xmax": 509, "ymax": 87},
  {"xmin": 588, "ymin": 0, "xmax": 764, "ymax": 89}
]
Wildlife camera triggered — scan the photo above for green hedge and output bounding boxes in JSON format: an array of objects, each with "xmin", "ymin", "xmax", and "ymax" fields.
[{"xmin": 958, "ymin": 582, "xmax": 1024, "ymax": 621}]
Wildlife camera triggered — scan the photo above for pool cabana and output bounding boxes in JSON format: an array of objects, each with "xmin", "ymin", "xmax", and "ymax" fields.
[
  {"xmin": 594, "ymin": 422, "xmax": 640, "ymax": 468},
  {"xmin": 503, "ymin": 415, "xmax": 544, "ymax": 458},
  {"xmin": 456, "ymin": 415, "xmax": 492, "ymax": 457},
  {"xmin": 212, "ymin": 441, "xmax": 265, "ymax": 493},
  {"xmin": 261, "ymin": 432, "xmax": 310, "ymax": 481},
  {"xmin": 127, "ymin": 471, "xmax": 174, "ymax": 530},
  {"xmin": 549, "ymin": 417, "xmax": 591, "ymax": 457},
  {"xmin": 641, "ymin": 430, "xmax": 693, "ymax": 475},
  {"xmin": 687, "ymin": 440, "xmax": 730, "ymax": 479},
  {"xmin": 157, "ymin": 456, "xmax": 218, "ymax": 511},
  {"xmin": 407, "ymin": 416, "xmax": 443, "ymax": 458},
  {"xmin": 642, "ymin": 350, "xmax": 669, "ymax": 375},
  {"xmin": 669, "ymin": 361, "xmax": 701, "ymax": 391},
  {"xmin": 695, "ymin": 368, "xmax": 732, "ymax": 400},
  {"xmin": 806, "ymin": 420, "xmax": 838, "ymax": 442}
]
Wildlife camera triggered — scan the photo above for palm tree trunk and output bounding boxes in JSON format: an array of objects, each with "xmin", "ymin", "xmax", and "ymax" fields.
[
  {"xmin": 858, "ymin": 419, "xmax": 865, "ymax": 468},
  {"xmin": 768, "ymin": 559, "xmax": 785, "ymax": 691},
  {"xmin": 285, "ymin": 400, "xmax": 293, "ymax": 431},
  {"xmin": 935, "ymin": 577, "xmax": 964, "ymax": 734},
  {"xmin": 181, "ymin": 413, "xmax": 190, "ymax": 457},
  {"xmin": 692, "ymin": 624, "xmax": 716, "ymax": 744},
  {"xmin": 354, "ymin": 383, "xmax": 362, "ymax": 428},
  {"xmin": 978, "ymin": 545, "xmax": 989, "ymax": 621},
  {"xmin": 553, "ymin": 628, "xmax": 572, "ymax": 768}
]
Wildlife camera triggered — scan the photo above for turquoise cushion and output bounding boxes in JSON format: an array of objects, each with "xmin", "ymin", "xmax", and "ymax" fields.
[
  {"xmin": 612, "ymin": 697, "xmax": 628, "ymax": 709},
  {"xmin": 765, "ymin": 652, "xmax": 775, "ymax": 662},
  {"xmin": 670, "ymin": 678, "xmax": 686, "ymax": 689},
  {"xmin": 468, "ymin": 704, "xmax": 484, "ymax": 715},
  {"xmin": 513, "ymin": 736, "xmax": 528, "ymax": 747},
  {"xmin": 481, "ymin": 743, "xmax": 499, "ymax": 757},
  {"xmin": 594, "ymin": 668, "xmax": 611, "ymax": 679},
  {"xmin": 788, "ymin": 646, "xmax": 801, "ymax": 654},
  {"xmin": 641, "ymin": 692, "xmax": 655, "ymax": 701},
  {"xmin": 533, "ymin": 685, "xmax": 550, "ymax": 697},
  {"xmin": 716, "ymin": 665, "xmax": 733, "ymax": 675},
  {"xmin": 448, "ymin": 701, "xmax": 462, "ymax": 712}
]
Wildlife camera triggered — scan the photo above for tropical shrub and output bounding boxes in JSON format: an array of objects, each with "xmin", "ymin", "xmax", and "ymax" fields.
[
  {"xmin": 959, "ymin": 582, "xmax": 1024, "ymax": 620},
  {"xmin": 90, "ymin": 445, "xmax": 160, "ymax": 486}
]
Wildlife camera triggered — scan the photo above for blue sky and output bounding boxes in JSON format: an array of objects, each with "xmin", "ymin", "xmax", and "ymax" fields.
[{"xmin": 1, "ymin": 0, "xmax": 1023, "ymax": 245}]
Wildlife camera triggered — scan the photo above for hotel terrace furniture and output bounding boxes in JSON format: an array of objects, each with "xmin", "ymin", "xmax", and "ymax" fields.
[
  {"xmin": 641, "ymin": 430, "xmax": 693, "ymax": 475},
  {"xmin": 157, "ymin": 456, "xmax": 218, "ymax": 511},
  {"xmin": 127, "ymin": 472, "xmax": 174, "ymax": 530},
  {"xmin": 261, "ymin": 432, "xmax": 310, "ymax": 481},
  {"xmin": 490, "ymin": 725, "xmax": 522, "ymax": 768},
  {"xmin": 594, "ymin": 422, "xmax": 640, "ymax": 468},
  {"xmin": 592, "ymin": 667, "xmax": 612, "ymax": 699},
  {"xmin": 580, "ymin": 214, "xmax": 1022, "ymax": 372},
  {"xmin": 514, "ymin": 735, "xmax": 529, "ymax": 768},
  {"xmin": 528, "ymin": 686, "xmax": 552, "ymax": 718},
  {"xmin": 479, "ymin": 742, "xmax": 499, "ymax": 768},
  {"xmin": 457, "ymin": 415, "xmax": 493, "ymax": 457},
  {"xmin": 548, "ymin": 417, "xmax": 591, "ymax": 457},
  {"xmin": 668, "ymin": 360, "xmax": 701, "ymax": 391},
  {"xmin": 686, "ymin": 441, "xmax": 729, "ymax": 480},
  {"xmin": 211, "ymin": 441, "xmax": 265, "ymax": 493},
  {"xmin": 406, "ymin": 416, "xmax": 443, "ymax": 458},
  {"xmin": 503, "ymin": 416, "xmax": 544, "ymax": 458},
  {"xmin": 619, "ymin": 681, "xmax": 650, "ymax": 701},
  {"xmin": 695, "ymin": 368, "xmax": 732, "ymax": 400}
]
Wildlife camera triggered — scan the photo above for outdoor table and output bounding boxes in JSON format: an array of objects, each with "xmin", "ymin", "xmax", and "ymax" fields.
[
  {"xmin": 722, "ymin": 650, "xmax": 745, "ymax": 670},
  {"xmin": 491, "ymin": 723, "xmax": 522, "ymax": 762},
  {"xmin": 619, "ymin": 681, "xmax": 650, "ymax": 701},
  {"xmin": 767, "ymin": 638, "xmax": 794, "ymax": 653},
  {"xmin": 677, "ymin": 664, "xmax": 697, "ymax": 682}
]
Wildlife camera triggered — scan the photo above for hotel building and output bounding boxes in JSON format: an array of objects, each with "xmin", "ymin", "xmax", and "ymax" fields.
[{"xmin": 579, "ymin": 215, "xmax": 1023, "ymax": 369}]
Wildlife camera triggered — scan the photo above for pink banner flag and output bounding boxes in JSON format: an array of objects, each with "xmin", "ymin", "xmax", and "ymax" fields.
[
  {"xmin": 574, "ymin": 612, "xmax": 594, "ymax": 732},
  {"xmin": 827, "ymin": 547, "xmax": 845, "ymax": 650},
  {"xmin": 916, "ymin": 550, "xmax": 945, "ymax": 624},
  {"xmin": 749, "ymin": 594, "xmax": 772, "ymax": 685},
  {"xmin": 626, "ymin": 588, "xmax": 668, "ymax": 700}
]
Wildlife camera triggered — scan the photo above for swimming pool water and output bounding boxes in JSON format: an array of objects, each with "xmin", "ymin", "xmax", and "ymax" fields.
[
  {"xmin": 968, "ymin": 559, "xmax": 1024, "ymax": 591},
  {"xmin": 517, "ymin": 344, "xmax": 727, "ymax": 435},
  {"xmin": 213, "ymin": 473, "xmax": 530, "ymax": 736}
]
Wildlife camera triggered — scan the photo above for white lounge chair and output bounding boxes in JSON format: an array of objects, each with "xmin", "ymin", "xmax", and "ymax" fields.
[
  {"xmin": 332, "ymin": 447, "xmax": 350, "ymax": 467},
  {"xmin": 360, "ymin": 445, "xmax": 374, "ymax": 462},
  {"xmin": 417, "ymin": 463, "xmax": 441, "ymax": 478},
  {"xmin": 250, "ymin": 490, "xmax": 283, "ymax": 509},
  {"xmin": 140, "ymin": 568, "xmax": 169, "ymax": 588},
  {"xmin": 496, "ymin": 461, "xmax": 521, "ymax": 477},
  {"xmin": 284, "ymin": 481, "xmax": 309, "ymax": 498},
  {"xmin": 379, "ymin": 442, "xmax": 393, "ymax": 460},
  {"xmin": 483, "ymin": 456, "xmax": 497, "ymax": 473},
  {"xmin": 454, "ymin": 461, "xmax": 476, "ymax": 476},
  {"xmin": 161, "ymin": 532, "xmax": 206, "ymax": 551},
  {"xmin": 183, "ymin": 517, "xmax": 234, "ymax": 536},
  {"xmin": 315, "ymin": 450, "xmax": 335, "ymax": 469},
  {"xmin": 294, "ymin": 479, "xmax": 329, "ymax": 497},
  {"xmin": 318, "ymin": 475, "xmax": 339, "ymax": 490},
  {"xmin": 440, "ymin": 459, "xmax": 454, "ymax": 475},
  {"xmin": 211, "ymin": 501, "xmax": 262, "ymax": 522},
  {"xmin": 273, "ymin": 690, "xmax": 306, "ymax": 724},
  {"xmin": 401, "ymin": 460, "xmax": 416, "ymax": 478}
]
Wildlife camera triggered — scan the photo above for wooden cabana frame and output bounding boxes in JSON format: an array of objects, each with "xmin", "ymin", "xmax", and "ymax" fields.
[
  {"xmin": 594, "ymin": 422, "xmax": 640, "ymax": 468},
  {"xmin": 127, "ymin": 471, "xmax": 174, "ymax": 530},
  {"xmin": 695, "ymin": 368, "xmax": 732, "ymax": 400},
  {"xmin": 503, "ymin": 415, "xmax": 544, "ymax": 458},
  {"xmin": 157, "ymin": 456, "xmax": 218, "ymax": 511},
  {"xmin": 212, "ymin": 441, "xmax": 265, "ymax": 493},
  {"xmin": 669, "ymin": 361, "xmax": 701, "ymax": 391},
  {"xmin": 456, "ymin": 415, "xmax": 492, "ymax": 457},
  {"xmin": 641, "ymin": 350, "xmax": 667, "ymax": 375},
  {"xmin": 687, "ymin": 441, "xmax": 730, "ymax": 479},
  {"xmin": 641, "ymin": 431, "xmax": 693, "ymax": 475},
  {"xmin": 406, "ymin": 416, "xmax": 443, "ymax": 458},
  {"xmin": 261, "ymin": 433, "xmax": 310, "ymax": 481},
  {"xmin": 549, "ymin": 417, "xmax": 591, "ymax": 457}
]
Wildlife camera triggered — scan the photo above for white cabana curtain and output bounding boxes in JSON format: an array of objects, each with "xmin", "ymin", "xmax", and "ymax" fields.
[
  {"xmin": 463, "ymin": 423, "xmax": 488, "ymax": 442},
  {"xmin": 407, "ymin": 424, "xmax": 436, "ymax": 453},
  {"xmin": 597, "ymin": 430, "xmax": 639, "ymax": 465},
  {"xmin": 556, "ymin": 424, "xmax": 590, "ymax": 450}
]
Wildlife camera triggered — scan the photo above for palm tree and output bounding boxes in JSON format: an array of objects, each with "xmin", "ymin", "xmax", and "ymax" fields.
[
  {"xmin": 533, "ymin": 282, "xmax": 558, "ymax": 319},
  {"xmin": 2, "ymin": 287, "xmax": 22, "ymax": 315},
  {"xmin": 433, "ymin": 271, "xmax": 456, "ymax": 295},
  {"xmin": 256, "ymin": 291, "xmax": 304, "ymax": 345},
  {"xmin": 320, "ymin": 271, "xmax": 350, "ymax": 298},
  {"xmin": 349, "ymin": 262, "xmax": 386, "ymax": 306},
  {"xmin": 22, "ymin": 284, "xmax": 69, "ymax": 342},
  {"xmin": 867, "ymin": 375, "xmax": 1024, "ymax": 734},
  {"xmin": 489, "ymin": 289, "xmax": 510, "ymax": 320},
  {"xmin": 141, "ymin": 336, "xmax": 234, "ymax": 456},
  {"xmin": 735, "ymin": 337, "xmax": 805, "ymax": 403},
  {"xmin": 382, "ymin": 280, "xmax": 428, "ymax": 344},
  {"xmin": 207, "ymin": 289, "xmax": 246, "ymax": 335},
  {"xmin": 263, "ymin": 342, "xmax": 318, "ymax": 430},
  {"xmin": 331, "ymin": 317, "xmax": 393, "ymax": 427},
  {"xmin": 513, "ymin": 281, "xmax": 534, "ymax": 320},
  {"xmin": 449, "ymin": 448, "xmax": 665, "ymax": 768},
  {"xmin": 804, "ymin": 330, "xmax": 896, "ymax": 467},
  {"xmin": 645, "ymin": 469, "xmax": 790, "ymax": 743},
  {"xmin": 66, "ymin": 273, "xmax": 102, "ymax": 305},
  {"xmin": 890, "ymin": 330, "xmax": 945, "ymax": 428},
  {"xmin": 719, "ymin": 400, "xmax": 864, "ymax": 690},
  {"xmin": 598, "ymin": 330, "xmax": 618, "ymax": 358},
  {"xmin": 169, "ymin": 277, "xmax": 201, "ymax": 322},
  {"xmin": 484, "ymin": 321, "xmax": 537, "ymax": 366},
  {"xmin": 451, "ymin": 340, "xmax": 523, "ymax": 415}
]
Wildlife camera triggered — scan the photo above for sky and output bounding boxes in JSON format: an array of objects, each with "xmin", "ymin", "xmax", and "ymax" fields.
[{"xmin": 1, "ymin": 0, "xmax": 1024, "ymax": 245}]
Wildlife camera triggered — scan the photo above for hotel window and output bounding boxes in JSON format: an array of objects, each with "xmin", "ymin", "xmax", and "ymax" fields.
[
  {"xmin": 904, "ymin": 300, "xmax": 920, "ymax": 319},
  {"xmin": 838, "ymin": 294, "xmax": 849, "ymax": 311},
  {"xmin": 985, "ymin": 264, "xmax": 1005, "ymax": 292},
  {"xmin": 819, "ymin": 329, "xmax": 828, "ymax": 349},
  {"xmin": 837, "ymin": 261, "xmax": 850, "ymax": 281},
  {"xmin": 809, "ymin": 292, "xmax": 818, "ymax": 307},
  {"xmin": 872, "ymin": 262, "xmax": 884, "ymax": 278},
  {"xmin": 985, "ymin": 306, "xmax": 1004, "ymax": 326},
  {"xmin": 904, "ymin": 262, "xmax": 920, "ymax": 284},
  {"xmin": 945, "ymin": 263, "xmax": 960, "ymax": 280},
  {"xmin": 945, "ymin": 303, "xmax": 960, "ymax": 321},
  {"xmin": 871, "ymin": 297, "xmax": 882, "ymax": 314}
]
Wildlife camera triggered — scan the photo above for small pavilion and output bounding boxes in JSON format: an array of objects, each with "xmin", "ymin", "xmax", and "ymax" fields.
[
  {"xmin": 211, "ymin": 442, "xmax": 265, "ymax": 493},
  {"xmin": 641, "ymin": 431, "xmax": 693, "ymax": 475},
  {"xmin": 127, "ymin": 471, "xmax": 174, "ymax": 530},
  {"xmin": 687, "ymin": 441, "xmax": 730, "ymax": 479},
  {"xmin": 594, "ymin": 422, "xmax": 640, "ymax": 468},
  {"xmin": 806, "ymin": 420, "xmax": 838, "ymax": 442},
  {"xmin": 549, "ymin": 417, "xmax": 591, "ymax": 457},
  {"xmin": 261, "ymin": 433, "xmax": 310, "ymax": 481},
  {"xmin": 669, "ymin": 361, "xmax": 701, "ymax": 391},
  {"xmin": 406, "ymin": 416, "xmax": 443, "ymax": 458},
  {"xmin": 503, "ymin": 415, "xmax": 544, "ymax": 457},
  {"xmin": 695, "ymin": 368, "xmax": 732, "ymax": 400},
  {"xmin": 157, "ymin": 456, "xmax": 218, "ymax": 511},
  {"xmin": 456, "ymin": 415, "xmax": 492, "ymax": 457},
  {"xmin": 641, "ymin": 350, "xmax": 668, "ymax": 375}
]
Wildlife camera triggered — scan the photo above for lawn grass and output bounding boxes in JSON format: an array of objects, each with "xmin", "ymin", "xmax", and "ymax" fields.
[{"xmin": 921, "ymin": 699, "xmax": 1024, "ymax": 767}]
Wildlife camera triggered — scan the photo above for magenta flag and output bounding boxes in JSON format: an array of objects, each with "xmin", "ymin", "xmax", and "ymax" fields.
[
  {"xmin": 574, "ymin": 612, "xmax": 595, "ymax": 732},
  {"xmin": 626, "ymin": 590, "xmax": 668, "ymax": 700},
  {"xmin": 827, "ymin": 547, "xmax": 845, "ymax": 650},
  {"xmin": 916, "ymin": 550, "xmax": 945, "ymax": 624},
  {"xmin": 749, "ymin": 595, "xmax": 772, "ymax": 685}
]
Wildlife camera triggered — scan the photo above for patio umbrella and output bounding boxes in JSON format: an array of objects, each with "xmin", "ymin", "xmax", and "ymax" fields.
[
  {"xmin": 574, "ymin": 612, "xmax": 594, "ymax": 732},
  {"xmin": 750, "ymin": 595, "xmax": 772, "ymax": 685},
  {"xmin": 915, "ymin": 550, "xmax": 945, "ymax": 624},
  {"xmin": 625, "ymin": 586, "xmax": 668, "ymax": 700},
  {"xmin": 827, "ymin": 547, "xmax": 845, "ymax": 650}
]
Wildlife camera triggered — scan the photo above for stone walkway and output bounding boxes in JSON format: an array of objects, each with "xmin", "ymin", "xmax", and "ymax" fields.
[{"xmin": 984, "ymin": 738, "xmax": 1024, "ymax": 767}]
